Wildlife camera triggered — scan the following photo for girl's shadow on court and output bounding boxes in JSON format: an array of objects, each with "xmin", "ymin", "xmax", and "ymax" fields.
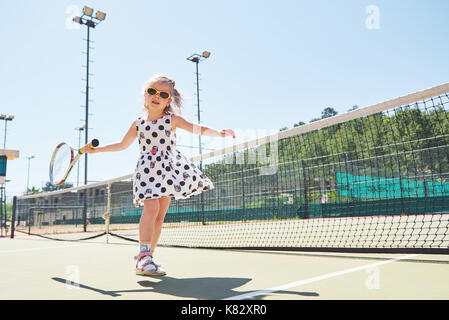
[{"xmin": 52, "ymin": 276, "xmax": 318, "ymax": 299}]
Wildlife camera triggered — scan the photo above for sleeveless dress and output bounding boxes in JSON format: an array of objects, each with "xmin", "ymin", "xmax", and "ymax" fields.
[{"xmin": 133, "ymin": 112, "xmax": 215, "ymax": 207}]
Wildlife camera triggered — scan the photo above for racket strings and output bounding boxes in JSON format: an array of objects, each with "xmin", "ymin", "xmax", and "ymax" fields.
[{"xmin": 50, "ymin": 144, "xmax": 73, "ymax": 184}]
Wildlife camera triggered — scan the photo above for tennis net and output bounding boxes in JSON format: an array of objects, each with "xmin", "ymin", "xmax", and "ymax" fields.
[{"xmin": 13, "ymin": 83, "xmax": 449, "ymax": 253}]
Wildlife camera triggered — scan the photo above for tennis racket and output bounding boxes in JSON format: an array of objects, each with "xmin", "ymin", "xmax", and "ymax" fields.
[{"xmin": 49, "ymin": 139, "xmax": 99, "ymax": 186}]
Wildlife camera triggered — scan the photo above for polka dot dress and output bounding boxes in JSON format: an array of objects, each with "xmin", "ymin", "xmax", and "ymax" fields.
[{"xmin": 133, "ymin": 113, "xmax": 215, "ymax": 207}]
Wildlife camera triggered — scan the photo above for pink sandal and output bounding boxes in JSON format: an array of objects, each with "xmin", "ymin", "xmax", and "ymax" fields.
[{"xmin": 134, "ymin": 252, "xmax": 166, "ymax": 276}]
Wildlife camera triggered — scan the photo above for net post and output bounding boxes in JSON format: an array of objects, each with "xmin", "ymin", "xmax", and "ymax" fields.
[
  {"xmin": 301, "ymin": 160, "xmax": 309, "ymax": 219},
  {"xmin": 10, "ymin": 196, "xmax": 16, "ymax": 239},
  {"xmin": 343, "ymin": 152, "xmax": 353, "ymax": 216},
  {"xmin": 83, "ymin": 190, "xmax": 87, "ymax": 232},
  {"xmin": 28, "ymin": 208, "xmax": 32, "ymax": 235},
  {"xmin": 241, "ymin": 165, "xmax": 246, "ymax": 221},
  {"xmin": 103, "ymin": 182, "xmax": 111, "ymax": 244},
  {"xmin": 0, "ymin": 185, "xmax": 3, "ymax": 237}
]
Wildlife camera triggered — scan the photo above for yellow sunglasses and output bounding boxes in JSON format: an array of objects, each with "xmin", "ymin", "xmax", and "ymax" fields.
[{"xmin": 147, "ymin": 87, "xmax": 171, "ymax": 99}]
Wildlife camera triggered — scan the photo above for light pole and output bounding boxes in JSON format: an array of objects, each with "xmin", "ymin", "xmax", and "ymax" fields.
[
  {"xmin": 0, "ymin": 114, "xmax": 14, "ymax": 149},
  {"xmin": 186, "ymin": 51, "xmax": 211, "ymax": 169},
  {"xmin": 75, "ymin": 125, "xmax": 86, "ymax": 187},
  {"xmin": 73, "ymin": 6, "xmax": 106, "ymax": 188},
  {"xmin": 186, "ymin": 51, "xmax": 211, "ymax": 225},
  {"xmin": 73, "ymin": 6, "xmax": 106, "ymax": 232},
  {"xmin": 26, "ymin": 156, "xmax": 35, "ymax": 193}
]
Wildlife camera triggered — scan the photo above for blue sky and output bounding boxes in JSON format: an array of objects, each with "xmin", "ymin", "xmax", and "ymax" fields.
[{"xmin": 1, "ymin": 0, "xmax": 449, "ymax": 200}]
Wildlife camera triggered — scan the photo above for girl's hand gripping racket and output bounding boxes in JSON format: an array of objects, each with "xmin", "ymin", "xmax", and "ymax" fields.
[{"xmin": 49, "ymin": 139, "xmax": 99, "ymax": 186}]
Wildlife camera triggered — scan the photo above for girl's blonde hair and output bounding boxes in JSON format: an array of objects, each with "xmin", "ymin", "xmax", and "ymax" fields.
[{"xmin": 142, "ymin": 74, "xmax": 183, "ymax": 115}]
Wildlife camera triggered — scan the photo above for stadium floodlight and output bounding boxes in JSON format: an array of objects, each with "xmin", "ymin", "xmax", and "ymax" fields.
[
  {"xmin": 96, "ymin": 11, "xmax": 106, "ymax": 21},
  {"xmin": 26, "ymin": 155, "xmax": 35, "ymax": 192},
  {"xmin": 73, "ymin": 16, "xmax": 83, "ymax": 24},
  {"xmin": 0, "ymin": 114, "xmax": 14, "ymax": 148},
  {"xmin": 83, "ymin": 6, "xmax": 94, "ymax": 16}
]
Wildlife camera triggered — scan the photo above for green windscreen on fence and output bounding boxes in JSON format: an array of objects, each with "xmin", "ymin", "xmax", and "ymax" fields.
[{"xmin": 336, "ymin": 172, "xmax": 449, "ymax": 199}]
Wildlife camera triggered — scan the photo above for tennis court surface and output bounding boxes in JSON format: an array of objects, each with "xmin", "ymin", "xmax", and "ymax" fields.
[{"xmin": 1, "ymin": 232, "xmax": 448, "ymax": 300}]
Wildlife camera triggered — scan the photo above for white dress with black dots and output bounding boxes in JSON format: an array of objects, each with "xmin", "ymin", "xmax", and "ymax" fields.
[{"xmin": 133, "ymin": 112, "xmax": 215, "ymax": 207}]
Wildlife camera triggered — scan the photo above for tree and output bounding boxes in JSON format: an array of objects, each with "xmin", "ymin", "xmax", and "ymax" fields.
[
  {"xmin": 41, "ymin": 181, "xmax": 74, "ymax": 192},
  {"xmin": 321, "ymin": 107, "xmax": 338, "ymax": 119},
  {"xmin": 25, "ymin": 186, "xmax": 41, "ymax": 195},
  {"xmin": 293, "ymin": 121, "xmax": 305, "ymax": 127},
  {"xmin": 348, "ymin": 105, "xmax": 359, "ymax": 112}
]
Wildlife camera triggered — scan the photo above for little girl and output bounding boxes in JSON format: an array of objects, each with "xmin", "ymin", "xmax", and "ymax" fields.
[{"xmin": 84, "ymin": 74, "xmax": 235, "ymax": 276}]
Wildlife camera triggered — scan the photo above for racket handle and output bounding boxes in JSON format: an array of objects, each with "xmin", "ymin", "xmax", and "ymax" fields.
[{"xmin": 80, "ymin": 139, "xmax": 100, "ymax": 154}]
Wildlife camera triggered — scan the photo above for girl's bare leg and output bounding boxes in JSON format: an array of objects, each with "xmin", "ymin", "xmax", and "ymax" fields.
[
  {"xmin": 151, "ymin": 197, "xmax": 171, "ymax": 254},
  {"xmin": 139, "ymin": 199, "xmax": 160, "ymax": 248}
]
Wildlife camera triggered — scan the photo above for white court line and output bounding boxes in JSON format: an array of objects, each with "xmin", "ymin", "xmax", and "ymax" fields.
[
  {"xmin": 0, "ymin": 244, "xmax": 83, "ymax": 254},
  {"xmin": 223, "ymin": 254, "xmax": 418, "ymax": 300}
]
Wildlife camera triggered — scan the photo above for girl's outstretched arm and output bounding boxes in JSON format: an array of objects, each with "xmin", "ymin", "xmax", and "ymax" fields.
[
  {"xmin": 173, "ymin": 114, "xmax": 235, "ymax": 138},
  {"xmin": 83, "ymin": 121, "xmax": 137, "ymax": 153}
]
